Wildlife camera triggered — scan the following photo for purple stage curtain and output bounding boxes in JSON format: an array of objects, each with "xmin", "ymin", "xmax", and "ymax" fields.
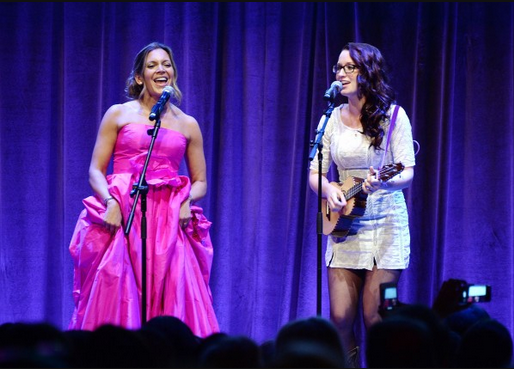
[{"xmin": 0, "ymin": 2, "xmax": 513, "ymax": 345}]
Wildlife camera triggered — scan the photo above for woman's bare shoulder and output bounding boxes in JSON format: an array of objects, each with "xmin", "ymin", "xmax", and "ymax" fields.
[
  {"xmin": 101, "ymin": 101, "xmax": 146, "ymax": 129},
  {"xmin": 103, "ymin": 101, "xmax": 135, "ymax": 117},
  {"xmin": 171, "ymin": 105, "xmax": 197, "ymax": 124}
]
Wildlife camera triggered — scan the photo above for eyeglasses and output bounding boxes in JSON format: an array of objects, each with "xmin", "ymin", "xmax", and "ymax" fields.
[{"xmin": 332, "ymin": 64, "xmax": 358, "ymax": 75}]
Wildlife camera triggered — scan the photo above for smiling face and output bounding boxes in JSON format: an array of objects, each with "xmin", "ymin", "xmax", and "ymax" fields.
[
  {"xmin": 134, "ymin": 48, "xmax": 175, "ymax": 100},
  {"xmin": 335, "ymin": 49, "xmax": 360, "ymax": 99}
]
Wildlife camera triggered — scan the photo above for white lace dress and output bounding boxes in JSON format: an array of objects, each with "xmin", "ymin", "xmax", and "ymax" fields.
[{"xmin": 310, "ymin": 104, "xmax": 416, "ymax": 270}]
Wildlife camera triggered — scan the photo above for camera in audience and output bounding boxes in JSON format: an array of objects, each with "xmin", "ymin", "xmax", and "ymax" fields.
[
  {"xmin": 379, "ymin": 282, "xmax": 399, "ymax": 312},
  {"xmin": 458, "ymin": 284, "xmax": 491, "ymax": 304},
  {"xmin": 379, "ymin": 279, "xmax": 492, "ymax": 317}
]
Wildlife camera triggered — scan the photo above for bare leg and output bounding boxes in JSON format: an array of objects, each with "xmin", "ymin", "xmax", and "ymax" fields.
[
  {"xmin": 362, "ymin": 266, "xmax": 402, "ymax": 329},
  {"xmin": 327, "ymin": 267, "xmax": 365, "ymax": 352}
]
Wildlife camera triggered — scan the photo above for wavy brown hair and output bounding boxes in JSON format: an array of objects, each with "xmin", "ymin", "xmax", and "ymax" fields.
[
  {"xmin": 125, "ymin": 41, "xmax": 183, "ymax": 105},
  {"xmin": 344, "ymin": 42, "xmax": 396, "ymax": 150}
]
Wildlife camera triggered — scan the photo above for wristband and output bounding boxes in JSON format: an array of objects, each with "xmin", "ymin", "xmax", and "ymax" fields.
[{"xmin": 104, "ymin": 196, "xmax": 115, "ymax": 206}]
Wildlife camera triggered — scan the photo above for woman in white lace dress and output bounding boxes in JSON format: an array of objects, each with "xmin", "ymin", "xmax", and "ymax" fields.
[{"xmin": 308, "ymin": 42, "xmax": 416, "ymax": 367}]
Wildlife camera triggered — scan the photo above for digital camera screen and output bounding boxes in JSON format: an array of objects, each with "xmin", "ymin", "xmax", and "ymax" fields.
[
  {"xmin": 468, "ymin": 285, "xmax": 487, "ymax": 297},
  {"xmin": 461, "ymin": 284, "xmax": 491, "ymax": 303},
  {"xmin": 384, "ymin": 287, "xmax": 397, "ymax": 299}
]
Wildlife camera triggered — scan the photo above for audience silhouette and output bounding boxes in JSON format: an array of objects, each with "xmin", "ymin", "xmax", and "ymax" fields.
[
  {"xmin": 0, "ymin": 281, "xmax": 512, "ymax": 369},
  {"xmin": 366, "ymin": 313, "xmax": 437, "ymax": 367},
  {"xmin": 443, "ymin": 303, "xmax": 491, "ymax": 337},
  {"xmin": 271, "ymin": 316, "xmax": 347, "ymax": 368},
  {"xmin": 0, "ymin": 322, "xmax": 69, "ymax": 367},
  {"xmin": 78, "ymin": 324, "xmax": 157, "ymax": 368},
  {"xmin": 454, "ymin": 318, "xmax": 513, "ymax": 368},
  {"xmin": 140, "ymin": 315, "xmax": 202, "ymax": 367},
  {"xmin": 197, "ymin": 332, "xmax": 263, "ymax": 367}
]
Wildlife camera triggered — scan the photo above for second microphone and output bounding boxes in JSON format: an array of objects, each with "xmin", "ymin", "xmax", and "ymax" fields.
[
  {"xmin": 149, "ymin": 86, "xmax": 175, "ymax": 121},
  {"xmin": 323, "ymin": 81, "xmax": 343, "ymax": 102}
]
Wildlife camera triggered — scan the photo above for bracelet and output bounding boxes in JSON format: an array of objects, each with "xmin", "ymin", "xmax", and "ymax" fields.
[
  {"xmin": 104, "ymin": 196, "xmax": 115, "ymax": 206},
  {"xmin": 188, "ymin": 194, "xmax": 195, "ymax": 204}
]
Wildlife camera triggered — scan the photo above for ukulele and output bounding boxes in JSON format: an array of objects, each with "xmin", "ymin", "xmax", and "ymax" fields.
[{"xmin": 322, "ymin": 163, "xmax": 404, "ymax": 238}]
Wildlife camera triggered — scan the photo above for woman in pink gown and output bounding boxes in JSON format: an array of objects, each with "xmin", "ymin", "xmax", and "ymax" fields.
[{"xmin": 68, "ymin": 41, "xmax": 219, "ymax": 338}]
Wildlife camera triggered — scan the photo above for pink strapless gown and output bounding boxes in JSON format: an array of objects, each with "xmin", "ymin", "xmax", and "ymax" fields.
[{"xmin": 68, "ymin": 123, "xmax": 219, "ymax": 337}]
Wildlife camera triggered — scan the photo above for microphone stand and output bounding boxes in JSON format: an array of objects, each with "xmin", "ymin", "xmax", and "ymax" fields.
[
  {"xmin": 309, "ymin": 100, "xmax": 336, "ymax": 316},
  {"xmin": 124, "ymin": 115, "xmax": 162, "ymax": 326}
]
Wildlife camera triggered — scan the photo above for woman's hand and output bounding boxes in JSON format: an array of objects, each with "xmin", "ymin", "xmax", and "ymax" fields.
[
  {"xmin": 363, "ymin": 166, "xmax": 382, "ymax": 194},
  {"xmin": 325, "ymin": 184, "xmax": 346, "ymax": 213},
  {"xmin": 103, "ymin": 198, "xmax": 122, "ymax": 234},
  {"xmin": 363, "ymin": 165, "xmax": 414, "ymax": 193},
  {"xmin": 179, "ymin": 196, "xmax": 193, "ymax": 229}
]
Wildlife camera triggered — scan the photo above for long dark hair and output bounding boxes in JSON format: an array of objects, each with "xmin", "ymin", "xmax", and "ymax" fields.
[
  {"xmin": 125, "ymin": 41, "xmax": 183, "ymax": 105},
  {"xmin": 344, "ymin": 42, "xmax": 396, "ymax": 150}
]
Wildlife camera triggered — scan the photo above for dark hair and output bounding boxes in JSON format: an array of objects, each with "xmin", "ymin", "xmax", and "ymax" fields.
[
  {"xmin": 125, "ymin": 41, "xmax": 183, "ymax": 105},
  {"xmin": 344, "ymin": 42, "xmax": 396, "ymax": 150},
  {"xmin": 274, "ymin": 316, "xmax": 346, "ymax": 366}
]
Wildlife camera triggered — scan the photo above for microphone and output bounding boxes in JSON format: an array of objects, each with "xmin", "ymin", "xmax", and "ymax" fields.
[
  {"xmin": 149, "ymin": 86, "xmax": 175, "ymax": 121},
  {"xmin": 323, "ymin": 81, "xmax": 343, "ymax": 102}
]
